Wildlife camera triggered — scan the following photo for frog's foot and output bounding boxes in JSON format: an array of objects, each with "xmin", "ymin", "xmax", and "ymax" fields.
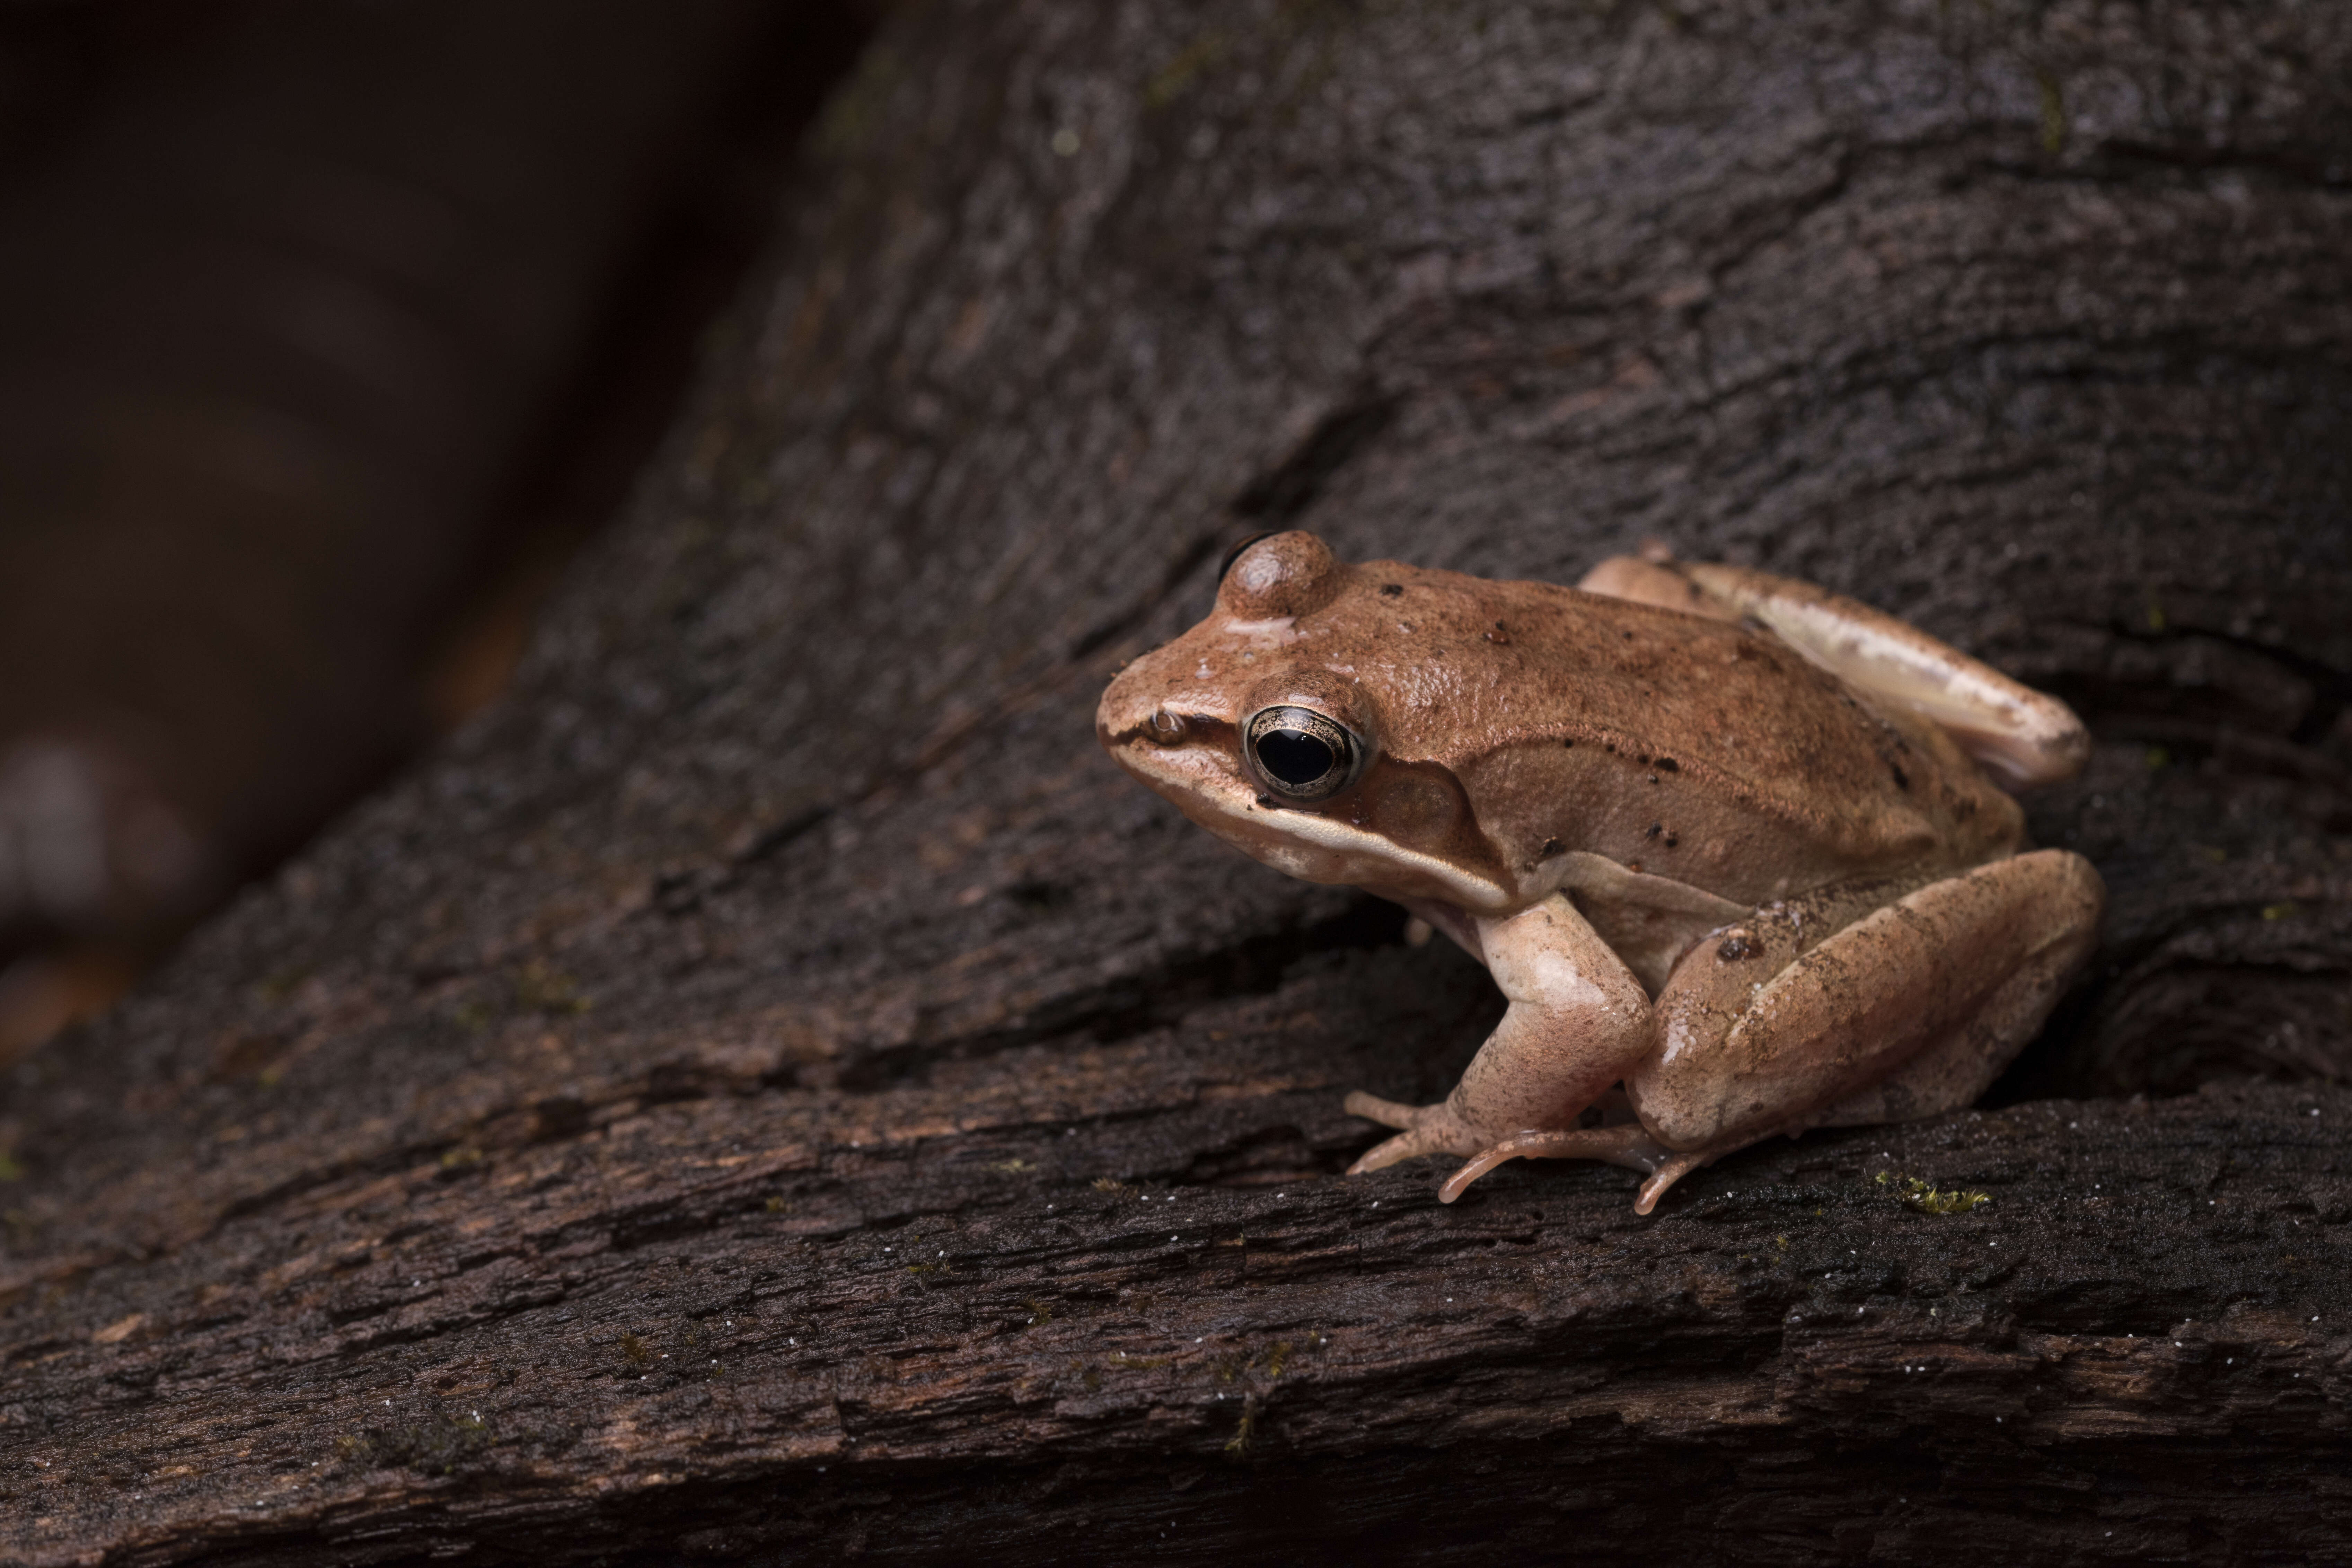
[
  {"xmin": 1437, "ymin": 1126, "xmax": 1710, "ymax": 1214},
  {"xmin": 1342, "ymin": 1092, "xmax": 1486, "ymax": 1174}
]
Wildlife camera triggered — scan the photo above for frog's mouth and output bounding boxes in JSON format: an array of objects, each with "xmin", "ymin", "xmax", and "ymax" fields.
[{"xmin": 1099, "ymin": 715, "xmax": 1516, "ymax": 914}]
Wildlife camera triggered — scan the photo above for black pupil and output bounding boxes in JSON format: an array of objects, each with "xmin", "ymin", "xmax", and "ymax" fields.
[{"xmin": 1257, "ymin": 728, "xmax": 1335, "ymax": 786}]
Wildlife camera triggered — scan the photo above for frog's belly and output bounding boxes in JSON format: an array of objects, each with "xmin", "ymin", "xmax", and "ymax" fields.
[
  {"xmin": 1533, "ymin": 851, "xmax": 1739, "ymax": 993},
  {"xmin": 1560, "ymin": 852, "xmax": 1961, "ymax": 998},
  {"xmin": 1395, "ymin": 852, "xmax": 1747, "ymax": 997},
  {"xmin": 1398, "ymin": 882, "xmax": 1722, "ymax": 999},
  {"xmin": 1568, "ymin": 894, "xmax": 1730, "ymax": 997}
]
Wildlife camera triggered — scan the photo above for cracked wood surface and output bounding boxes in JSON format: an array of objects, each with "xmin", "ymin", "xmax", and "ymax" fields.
[{"xmin": 7, "ymin": 1, "xmax": 2352, "ymax": 1562}]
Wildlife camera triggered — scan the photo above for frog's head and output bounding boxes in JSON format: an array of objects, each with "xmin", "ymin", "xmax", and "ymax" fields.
[{"xmin": 1096, "ymin": 531, "xmax": 1514, "ymax": 911}]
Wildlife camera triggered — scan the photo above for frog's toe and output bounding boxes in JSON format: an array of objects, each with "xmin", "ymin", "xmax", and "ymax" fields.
[
  {"xmin": 1632, "ymin": 1149, "xmax": 1711, "ymax": 1215},
  {"xmin": 1436, "ymin": 1125, "xmax": 1695, "ymax": 1208},
  {"xmin": 1341, "ymin": 1091, "xmax": 1421, "ymax": 1131},
  {"xmin": 1343, "ymin": 1093, "xmax": 1484, "ymax": 1173},
  {"xmin": 1347, "ymin": 1124, "xmax": 1454, "ymax": 1175}
]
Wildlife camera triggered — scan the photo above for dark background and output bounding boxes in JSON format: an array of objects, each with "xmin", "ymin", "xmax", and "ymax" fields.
[{"xmin": 0, "ymin": 0, "xmax": 877, "ymax": 1059}]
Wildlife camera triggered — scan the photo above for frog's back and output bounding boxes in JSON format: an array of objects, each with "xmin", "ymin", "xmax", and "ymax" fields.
[{"xmin": 1317, "ymin": 561, "xmax": 2025, "ymax": 905}]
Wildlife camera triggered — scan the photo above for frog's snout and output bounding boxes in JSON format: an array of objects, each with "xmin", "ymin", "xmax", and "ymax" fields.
[{"xmin": 1093, "ymin": 666, "xmax": 1165, "ymax": 752}]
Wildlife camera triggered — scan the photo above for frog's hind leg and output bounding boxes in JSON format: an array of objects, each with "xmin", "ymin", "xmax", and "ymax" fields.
[
  {"xmin": 1628, "ymin": 848, "xmax": 2104, "ymax": 1179},
  {"xmin": 1436, "ymin": 1125, "xmax": 1707, "ymax": 1213},
  {"xmin": 1811, "ymin": 903, "xmax": 2100, "ymax": 1129},
  {"xmin": 1577, "ymin": 553, "xmax": 2089, "ymax": 788}
]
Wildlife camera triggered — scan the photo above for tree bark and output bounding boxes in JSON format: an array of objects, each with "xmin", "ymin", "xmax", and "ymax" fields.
[{"xmin": 6, "ymin": 2, "xmax": 2352, "ymax": 1562}]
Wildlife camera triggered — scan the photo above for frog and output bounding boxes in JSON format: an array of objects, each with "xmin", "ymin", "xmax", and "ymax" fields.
[{"xmin": 1095, "ymin": 530, "xmax": 2103, "ymax": 1212}]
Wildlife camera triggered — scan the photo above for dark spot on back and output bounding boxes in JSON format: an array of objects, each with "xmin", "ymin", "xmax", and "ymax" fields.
[
  {"xmin": 1539, "ymin": 836, "xmax": 1564, "ymax": 859},
  {"xmin": 1380, "ymin": 583, "xmax": 1403, "ymax": 597},
  {"xmin": 1889, "ymin": 763, "xmax": 1910, "ymax": 791},
  {"xmin": 1717, "ymin": 932, "xmax": 1758, "ymax": 962},
  {"xmin": 1645, "ymin": 823, "xmax": 1661, "ymax": 838},
  {"xmin": 1656, "ymin": 757, "xmax": 1679, "ymax": 772}
]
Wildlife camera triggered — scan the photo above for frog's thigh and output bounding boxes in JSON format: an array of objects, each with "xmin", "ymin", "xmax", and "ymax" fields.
[
  {"xmin": 1346, "ymin": 892, "xmax": 1650, "ymax": 1171},
  {"xmin": 1579, "ymin": 553, "xmax": 2087, "ymax": 787},
  {"xmin": 1630, "ymin": 850, "xmax": 2104, "ymax": 1153},
  {"xmin": 1576, "ymin": 555, "xmax": 1734, "ymax": 620},
  {"xmin": 1683, "ymin": 561, "xmax": 2088, "ymax": 787},
  {"xmin": 1812, "ymin": 886, "xmax": 2099, "ymax": 1127}
]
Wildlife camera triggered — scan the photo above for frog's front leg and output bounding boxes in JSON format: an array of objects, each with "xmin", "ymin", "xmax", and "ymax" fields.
[{"xmin": 1345, "ymin": 892, "xmax": 1652, "ymax": 1174}]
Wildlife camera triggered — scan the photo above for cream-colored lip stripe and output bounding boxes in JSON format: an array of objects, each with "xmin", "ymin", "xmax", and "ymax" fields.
[
  {"xmin": 1262, "ymin": 804, "xmax": 1509, "ymax": 908},
  {"xmin": 1113, "ymin": 738, "xmax": 1511, "ymax": 911}
]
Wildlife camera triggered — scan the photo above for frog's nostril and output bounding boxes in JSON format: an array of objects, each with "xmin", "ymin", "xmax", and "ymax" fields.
[{"xmin": 1145, "ymin": 710, "xmax": 1188, "ymax": 745}]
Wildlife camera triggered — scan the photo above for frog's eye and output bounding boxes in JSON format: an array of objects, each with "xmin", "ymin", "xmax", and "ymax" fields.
[{"xmin": 1244, "ymin": 705, "xmax": 1362, "ymax": 802}]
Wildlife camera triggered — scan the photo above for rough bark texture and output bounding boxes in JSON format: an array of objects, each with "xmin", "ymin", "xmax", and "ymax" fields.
[{"xmin": 7, "ymin": 1, "xmax": 2352, "ymax": 1562}]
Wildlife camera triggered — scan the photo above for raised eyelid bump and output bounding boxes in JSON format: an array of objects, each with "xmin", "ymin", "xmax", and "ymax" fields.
[
  {"xmin": 1217, "ymin": 533, "xmax": 1273, "ymax": 583},
  {"xmin": 1218, "ymin": 531, "xmax": 1346, "ymax": 618}
]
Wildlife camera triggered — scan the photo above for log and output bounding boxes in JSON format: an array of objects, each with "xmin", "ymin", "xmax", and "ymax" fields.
[{"xmin": 6, "ymin": 1, "xmax": 2351, "ymax": 1561}]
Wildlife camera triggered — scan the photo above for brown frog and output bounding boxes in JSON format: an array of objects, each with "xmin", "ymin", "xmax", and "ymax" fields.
[{"xmin": 1095, "ymin": 532, "xmax": 2102, "ymax": 1211}]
